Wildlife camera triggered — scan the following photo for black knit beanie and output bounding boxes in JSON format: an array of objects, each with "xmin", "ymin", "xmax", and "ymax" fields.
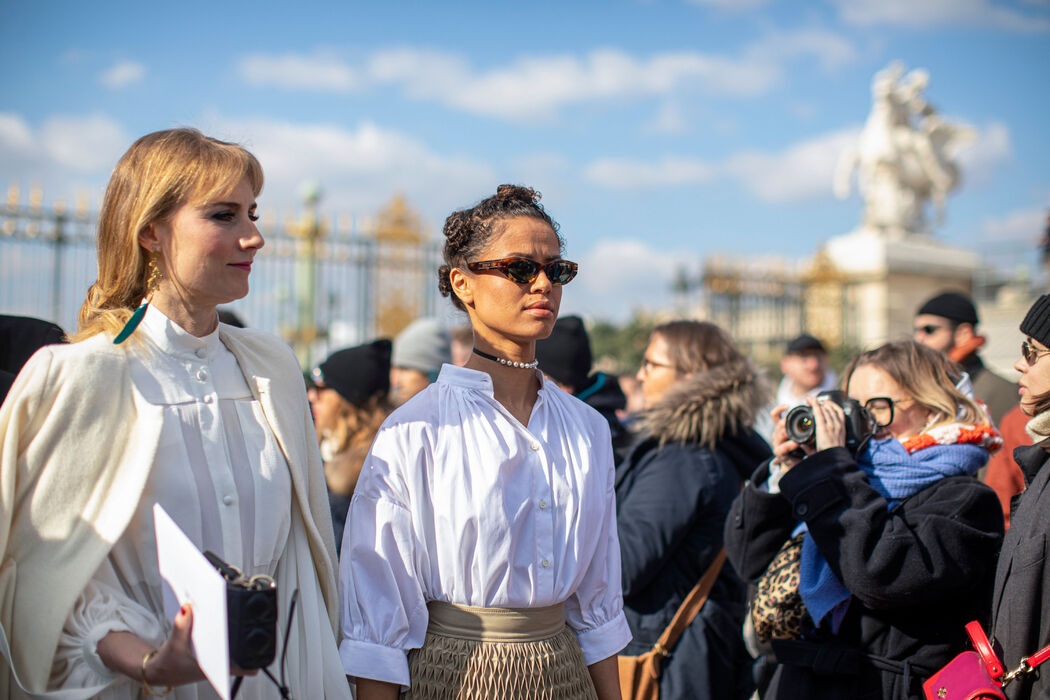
[
  {"xmin": 1021, "ymin": 295, "xmax": 1050, "ymax": 349},
  {"xmin": 535, "ymin": 315, "xmax": 592, "ymax": 390},
  {"xmin": 917, "ymin": 292, "xmax": 979, "ymax": 325},
  {"xmin": 315, "ymin": 339, "xmax": 392, "ymax": 407}
]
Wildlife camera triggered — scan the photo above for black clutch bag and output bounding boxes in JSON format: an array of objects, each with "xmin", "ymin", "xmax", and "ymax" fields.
[{"xmin": 204, "ymin": 551, "xmax": 278, "ymax": 670}]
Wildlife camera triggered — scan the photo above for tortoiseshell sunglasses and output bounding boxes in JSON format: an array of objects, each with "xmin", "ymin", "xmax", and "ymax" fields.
[{"xmin": 466, "ymin": 257, "xmax": 578, "ymax": 285}]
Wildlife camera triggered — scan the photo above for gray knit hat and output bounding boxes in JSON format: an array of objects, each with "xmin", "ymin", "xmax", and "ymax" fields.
[
  {"xmin": 392, "ymin": 318, "xmax": 452, "ymax": 373},
  {"xmin": 1021, "ymin": 294, "xmax": 1050, "ymax": 349}
]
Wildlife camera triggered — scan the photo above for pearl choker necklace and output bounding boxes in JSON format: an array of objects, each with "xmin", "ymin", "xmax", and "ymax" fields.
[{"xmin": 473, "ymin": 348, "xmax": 539, "ymax": 370}]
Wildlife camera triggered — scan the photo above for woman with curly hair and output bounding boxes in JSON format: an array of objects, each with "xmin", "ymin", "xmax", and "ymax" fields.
[{"xmin": 339, "ymin": 185, "xmax": 630, "ymax": 700}]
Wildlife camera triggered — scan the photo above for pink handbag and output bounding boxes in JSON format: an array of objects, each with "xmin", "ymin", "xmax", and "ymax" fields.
[{"xmin": 923, "ymin": 621, "xmax": 1050, "ymax": 700}]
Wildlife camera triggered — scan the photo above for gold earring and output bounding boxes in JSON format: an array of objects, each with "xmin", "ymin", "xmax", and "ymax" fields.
[{"xmin": 145, "ymin": 250, "xmax": 162, "ymax": 297}]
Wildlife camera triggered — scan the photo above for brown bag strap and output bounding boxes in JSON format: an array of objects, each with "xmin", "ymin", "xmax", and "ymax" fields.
[{"xmin": 650, "ymin": 548, "xmax": 727, "ymax": 658}]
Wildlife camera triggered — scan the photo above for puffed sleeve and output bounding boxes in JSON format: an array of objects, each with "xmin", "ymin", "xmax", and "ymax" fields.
[
  {"xmin": 50, "ymin": 560, "xmax": 165, "ymax": 690},
  {"xmin": 338, "ymin": 424, "xmax": 428, "ymax": 689},
  {"xmin": 564, "ymin": 419, "xmax": 632, "ymax": 664}
]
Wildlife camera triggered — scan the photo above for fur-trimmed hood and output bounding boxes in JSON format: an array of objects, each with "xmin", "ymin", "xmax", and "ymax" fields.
[{"xmin": 638, "ymin": 356, "xmax": 771, "ymax": 450}]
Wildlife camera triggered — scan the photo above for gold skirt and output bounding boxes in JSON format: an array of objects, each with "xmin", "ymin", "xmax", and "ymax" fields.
[{"xmin": 405, "ymin": 601, "xmax": 598, "ymax": 700}]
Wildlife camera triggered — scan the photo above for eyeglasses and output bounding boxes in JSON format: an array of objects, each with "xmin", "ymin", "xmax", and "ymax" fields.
[
  {"xmin": 640, "ymin": 356, "xmax": 675, "ymax": 374},
  {"xmin": 1022, "ymin": 339, "xmax": 1050, "ymax": 366},
  {"xmin": 466, "ymin": 257, "xmax": 578, "ymax": 285},
  {"xmin": 862, "ymin": 396, "xmax": 915, "ymax": 428},
  {"xmin": 914, "ymin": 324, "xmax": 947, "ymax": 336}
]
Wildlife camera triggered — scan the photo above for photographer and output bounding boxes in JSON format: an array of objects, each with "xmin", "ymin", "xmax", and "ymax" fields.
[{"xmin": 724, "ymin": 340, "xmax": 1004, "ymax": 699}]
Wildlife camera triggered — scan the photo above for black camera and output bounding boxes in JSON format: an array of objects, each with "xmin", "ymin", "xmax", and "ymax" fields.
[
  {"xmin": 784, "ymin": 390, "xmax": 874, "ymax": 456},
  {"xmin": 205, "ymin": 551, "xmax": 278, "ymax": 670}
]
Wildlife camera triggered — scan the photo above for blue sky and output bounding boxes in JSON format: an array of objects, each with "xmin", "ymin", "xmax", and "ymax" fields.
[{"xmin": 2, "ymin": 0, "xmax": 1048, "ymax": 323}]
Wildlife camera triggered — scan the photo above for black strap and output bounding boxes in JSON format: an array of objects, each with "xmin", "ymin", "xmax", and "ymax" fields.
[{"xmin": 772, "ymin": 639, "xmax": 937, "ymax": 679}]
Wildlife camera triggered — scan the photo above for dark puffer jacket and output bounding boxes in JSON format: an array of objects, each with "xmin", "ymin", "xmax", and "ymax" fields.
[
  {"xmin": 992, "ymin": 440, "xmax": 1050, "ymax": 700},
  {"xmin": 726, "ymin": 447, "xmax": 1004, "ymax": 700},
  {"xmin": 616, "ymin": 357, "xmax": 772, "ymax": 700}
]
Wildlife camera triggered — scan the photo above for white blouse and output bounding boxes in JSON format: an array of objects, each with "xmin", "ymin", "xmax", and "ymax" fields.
[
  {"xmin": 50, "ymin": 305, "xmax": 293, "ymax": 699},
  {"xmin": 339, "ymin": 364, "xmax": 631, "ymax": 688}
]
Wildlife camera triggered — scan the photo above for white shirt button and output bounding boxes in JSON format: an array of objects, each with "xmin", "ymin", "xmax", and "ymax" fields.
[
  {"xmin": 195, "ymin": 348, "xmax": 206, "ymax": 359},
  {"xmin": 538, "ymin": 500, "xmax": 548, "ymax": 510},
  {"xmin": 196, "ymin": 368, "xmax": 208, "ymax": 382},
  {"xmin": 530, "ymin": 442, "xmax": 540, "ymax": 451},
  {"xmin": 222, "ymin": 495, "xmax": 234, "ymax": 506},
  {"xmin": 541, "ymin": 559, "xmax": 550, "ymax": 568}
]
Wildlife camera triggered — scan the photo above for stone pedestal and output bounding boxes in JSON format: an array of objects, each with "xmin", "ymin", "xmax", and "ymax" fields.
[{"xmin": 820, "ymin": 228, "xmax": 978, "ymax": 350}]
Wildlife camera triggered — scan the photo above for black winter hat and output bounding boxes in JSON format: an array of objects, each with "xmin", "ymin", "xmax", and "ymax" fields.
[
  {"xmin": 1021, "ymin": 295, "xmax": 1050, "ymax": 350},
  {"xmin": 917, "ymin": 292, "xmax": 979, "ymax": 325},
  {"xmin": 314, "ymin": 339, "xmax": 392, "ymax": 407},
  {"xmin": 785, "ymin": 334, "xmax": 825, "ymax": 355},
  {"xmin": 535, "ymin": 315, "xmax": 592, "ymax": 390}
]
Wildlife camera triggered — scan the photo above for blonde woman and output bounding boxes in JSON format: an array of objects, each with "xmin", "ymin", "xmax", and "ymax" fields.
[
  {"xmin": 0, "ymin": 129, "xmax": 349, "ymax": 699},
  {"xmin": 725, "ymin": 339, "xmax": 1004, "ymax": 700}
]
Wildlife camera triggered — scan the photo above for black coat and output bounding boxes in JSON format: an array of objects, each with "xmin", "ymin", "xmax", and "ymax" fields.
[
  {"xmin": 992, "ymin": 440, "xmax": 1050, "ymax": 700},
  {"xmin": 725, "ymin": 447, "xmax": 1004, "ymax": 700},
  {"xmin": 616, "ymin": 357, "xmax": 772, "ymax": 700}
]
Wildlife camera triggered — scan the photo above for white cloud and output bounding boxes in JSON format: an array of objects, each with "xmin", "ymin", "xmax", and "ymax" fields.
[
  {"xmin": 0, "ymin": 112, "xmax": 129, "ymax": 178},
  {"xmin": 202, "ymin": 116, "xmax": 496, "ymax": 219},
  {"xmin": 98, "ymin": 61, "xmax": 146, "ymax": 89},
  {"xmin": 956, "ymin": 121, "xmax": 1013, "ymax": 186},
  {"xmin": 724, "ymin": 127, "xmax": 860, "ymax": 202},
  {"xmin": 980, "ymin": 206, "xmax": 1048, "ymax": 242},
  {"xmin": 586, "ymin": 127, "xmax": 859, "ymax": 201},
  {"xmin": 234, "ymin": 32, "xmax": 858, "ymax": 122},
  {"xmin": 40, "ymin": 115, "xmax": 130, "ymax": 172},
  {"xmin": 585, "ymin": 156, "xmax": 716, "ymax": 189},
  {"xmin": 238, "ymin": 51, "xmax": 360, "ymax": 92},
  {"xmin": 832, "ymin": 0, "xmax": 1050, "ymax": 32},
  {"xmin": 644, "ymin": 101, "xmax": 688, "ymax": 134},
  {"xmin": 569, "ymin": 239, "xmax": 695, "ymax": 317}
]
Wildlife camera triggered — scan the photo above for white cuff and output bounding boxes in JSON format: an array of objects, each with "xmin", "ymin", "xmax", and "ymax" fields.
[
  {"xmin": 766, "ymin": 460, "xmax": 787, "ymax": 494},
  {"xmin": 339, "ymin": 638, "xmax": 410, "ymax": 689},
  {"xmin": 573, "ymin": 611, "xmax": 632, "ymax": 665}
]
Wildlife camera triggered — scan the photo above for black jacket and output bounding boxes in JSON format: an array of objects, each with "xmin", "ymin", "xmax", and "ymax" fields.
[
  {"xmin": 725, "ymin": 447, "xmax": 1004, "ymax": 700},
  {"xmin": 616, "ymin": 357, "xmax": 771, "ymax": 700},
  {"xmin": 992, "ymin": 440, "xmax": 1050, "ymax": 700},
  {"xmin": 576, "ymin": 371, "xmax": 632, "ymax": 463}
]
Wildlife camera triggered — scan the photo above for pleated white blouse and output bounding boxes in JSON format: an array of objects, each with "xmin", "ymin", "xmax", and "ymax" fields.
[
  {"xmin": 50, "ymin": 306, "xmax": 294, "ymax": 699},
  {"xmin": 339, "ymin": 364, "xmax": 632, "ymax": 688}
]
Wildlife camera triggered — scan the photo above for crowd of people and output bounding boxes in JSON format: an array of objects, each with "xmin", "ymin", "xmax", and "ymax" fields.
[{"xmin": 0, "ymin": 128, "xmax": 1048, "ymax": 700}]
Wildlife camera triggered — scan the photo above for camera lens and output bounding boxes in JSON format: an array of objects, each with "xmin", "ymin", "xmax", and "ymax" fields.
[{"xmin": 784, "ymin": 405, "xmax": 816, "ymax": 444}]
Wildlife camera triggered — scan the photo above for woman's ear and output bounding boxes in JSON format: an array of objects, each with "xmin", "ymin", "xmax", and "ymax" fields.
[
  {"xmin": 137, "ymin": 222, "xmax": 160, "ymax": 253},
  {"xmin": 449, "ymin": 267, "xmax": 474, "ymax": 309}
]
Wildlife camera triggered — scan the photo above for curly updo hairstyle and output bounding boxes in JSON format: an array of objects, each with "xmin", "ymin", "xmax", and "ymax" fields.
[{"xmin": 438, "ymin": 184, "xmax": 563, "ymax": 311}]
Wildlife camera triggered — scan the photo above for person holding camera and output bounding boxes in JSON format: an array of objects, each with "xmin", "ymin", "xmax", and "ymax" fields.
[
  {"xmin": 339, "ymin": 185, "xmax": 629, "ymax": 699},
  {"xmin": 0, "ymin": 129, "xmax": 350, "ymax": 699},
  {"xmin": 724, "ymin": 339, "xmax": 1004, "ymax": 699}
]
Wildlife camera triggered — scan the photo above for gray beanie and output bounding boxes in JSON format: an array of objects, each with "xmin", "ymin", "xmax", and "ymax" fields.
[{"xmin": 392, "ymin": 317, "xmax": 452, "ymax": 373}]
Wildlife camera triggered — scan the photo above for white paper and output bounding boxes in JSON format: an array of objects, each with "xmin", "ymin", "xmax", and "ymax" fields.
[{"xmin": 154, "ymin": 503, "xmax": 231, "ymax": 700}]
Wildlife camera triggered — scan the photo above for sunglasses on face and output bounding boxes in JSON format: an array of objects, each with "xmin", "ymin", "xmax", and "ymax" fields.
[
  {"xmin": 1022, "ymin": 339, "xmax": 1050, "ymax": 366},
  {"xmin": 466, "ymin": 257, "xmax": 578, "ymax": 285}
]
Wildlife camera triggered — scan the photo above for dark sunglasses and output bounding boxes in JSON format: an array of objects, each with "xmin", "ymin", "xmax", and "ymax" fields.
[
  {"xmin": 466, "ymin": 257, "xmax": 578, "ymax": 285},
  {"xmin": 1022, "ymin": 339, "xmax": 1050, "ymax": 366}
]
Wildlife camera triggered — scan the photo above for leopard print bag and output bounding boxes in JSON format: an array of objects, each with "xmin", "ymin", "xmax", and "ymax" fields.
[{"xmin": 750, "ymin": 532, "xmax": 813, "ymax": 644}]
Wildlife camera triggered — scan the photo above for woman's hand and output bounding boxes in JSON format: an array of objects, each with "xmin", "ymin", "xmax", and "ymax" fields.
[
  {"xmin": 810, "ymin": 396, "xmax": 847, "ymax": 451},
  {"xmin": 97, "ymin": 604, "xmax": 204, "ymax": 688},
  {"xmin": 144, "ymin": 604, "xmax": 207, "ymax": 686},
  {"xmin": 770, "ymin": 404, "xmax": 812, "ymax": 472}
]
